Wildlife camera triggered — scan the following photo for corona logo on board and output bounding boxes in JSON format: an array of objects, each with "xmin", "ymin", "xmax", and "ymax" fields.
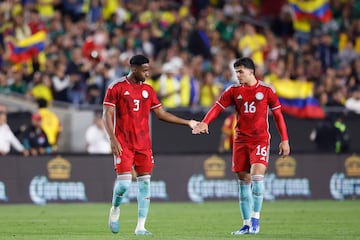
[
  {"xmin": 330, "ymin": 154, "xmax": 360, "ymax": 200},
  {"xmin": 265, "ymin": 156, "xmax": 311, "ymax": 200},
  {"xmin": 275, "ymin": 156, "xmax": 296, "ymax": 177},
  {"xmin": 187, "ymin": 154, "xmax": 238, "ymax": 203},
  {"xmin": 344, "ymin": 155, "xmax": 360, "ymax": 177},
  {"xmin": 29, "ymin": 156, "xmax": 87, "ymax": 205},
  {"xmin": 204, "ymin": 155, "xmax": 226, "ymax": 178},
  {"xmin": 47, "ymin": 156, "xmax": 71, "ymax": 180}
]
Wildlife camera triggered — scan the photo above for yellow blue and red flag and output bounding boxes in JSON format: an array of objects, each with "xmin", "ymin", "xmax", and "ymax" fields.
[
  {"xmin": 271, "ymin": 78, "xmax": 325, "ymax": 119},
  {"xmin": 7, "ymin": 30, "xmax": 46, "ymax": 63},
  {"xmin": 289, "ymin": 0, "xmax": 332, "ymax": 23}
]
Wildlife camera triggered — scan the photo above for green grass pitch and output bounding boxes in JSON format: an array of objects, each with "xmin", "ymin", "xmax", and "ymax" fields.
[{"xmin": 0, "ymin": 200, "xmax": 359, "ymax": 240}]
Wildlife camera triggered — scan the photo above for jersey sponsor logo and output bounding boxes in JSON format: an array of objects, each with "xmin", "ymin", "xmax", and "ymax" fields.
[
  {"xmin": 124, "ymin": 91, "xmax": 130, "ymax": 95},
  {"xmin": 255, "ymin": 92, "xmax": 264, "ymax": 100},
  {"xmin": 236, "ymin": 94, "xmax": 242, "ymax": 100},
  {"xmin": 142, "ymin": 90, "xmax": 149, "ymax": 98}
]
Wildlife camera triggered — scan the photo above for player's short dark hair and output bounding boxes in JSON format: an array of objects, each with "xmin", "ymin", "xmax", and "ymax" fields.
[
  {"xmin": 129, "ymin": 55, "xmax": 149, "ymax": 66},
  {"xmin": 233, "ymin": 57, "xmax": 255, "ymax": 74}
]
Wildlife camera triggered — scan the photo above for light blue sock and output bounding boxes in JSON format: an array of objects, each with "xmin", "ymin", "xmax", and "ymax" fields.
[
  {"xmin": 137, "ymin": 175, "xmax": 151, "ymax": 229},
  {"xmin": 239, "ymin": 180, "xmax": 252, "ymax": 224},
  {"xmin": 112, "ymin": 174, "xmax": 132, "ymax": 207},
  {"xmin": 252, "ymin": 174, "xmax": 264, "ymax": 215}
]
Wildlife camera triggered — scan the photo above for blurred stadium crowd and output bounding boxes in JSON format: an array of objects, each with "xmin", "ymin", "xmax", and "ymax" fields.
[{"xmin": 0, "ymin": 0, "xmax": 360, "ymax": 116}]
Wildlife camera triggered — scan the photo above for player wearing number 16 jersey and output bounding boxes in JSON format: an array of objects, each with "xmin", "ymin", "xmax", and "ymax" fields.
[
  {"xmin": 103, "ymin": 55, "xmax": 198, "ymax": 236},
  {"xmin": 192, "ymin": 57, "xmax": 290, "ymax": 235}
]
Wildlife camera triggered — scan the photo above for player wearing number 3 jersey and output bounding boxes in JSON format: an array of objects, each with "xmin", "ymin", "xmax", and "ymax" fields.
[
  {"xmin": 192, "ymin": 57, "xmax": 290, "ymax": 235},
  {"xmin": 103, "ymin": 55, "xmax": 198, "ymax": 236}
]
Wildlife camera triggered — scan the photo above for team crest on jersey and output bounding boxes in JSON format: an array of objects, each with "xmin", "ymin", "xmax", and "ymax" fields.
[
  {"xmin": 255, "ymin": 92, "xmax": 264, "ymax": 100},
  {"xmin": 142, "ymin": 90, "xmax": 149, "ymax": 98},
  {"xmin": 237, "ymin": 94, "xmax": 243, "ymax": 99}
]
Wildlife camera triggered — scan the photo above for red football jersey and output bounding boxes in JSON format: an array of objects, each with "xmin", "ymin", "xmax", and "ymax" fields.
[
  {"xmin": 103, "ymin": 77, "xmax": 162, "ymax": 150},
  {"xmin": 216, "ymin": 81, "xmax": 281, "ymax": 143}
]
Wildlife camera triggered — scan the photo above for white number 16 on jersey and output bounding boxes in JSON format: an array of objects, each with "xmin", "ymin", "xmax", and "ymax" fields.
[{"xmin": 244, "ymin": 101, "xmax": 256, "ymax": 113}]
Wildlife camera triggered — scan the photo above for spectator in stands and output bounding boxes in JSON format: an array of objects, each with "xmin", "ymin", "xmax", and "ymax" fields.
[
  {"xmin": 218, "ymin": 113, "xmax": 236, "ymax": 153},
  {"xmin": 8, "ymin": 66, "xmax": 27, "ymax": 95},
  {"xmin": 0, "ymin": 104, "xmax": 29, "ymax": 156},
  {"xmin": 20, "ymin": 112, "xmax": 52, "ymax": 156},
  {"xmin": 338, "ymin": 39, "xmax": 358, "ymax": 67},
  {"xmin": 238, "ymin": 23, "xmax": 267, "ymax": 71},
  {"xmin": 158, "ymin": 62, "xmax": 181, "ymax": 108},
  {"xmin": 317, "ymin": 33, "xmax": 338, "ymax": 70},
  {"xmin": 85, "ymin": 111, "xmax": 111, "ymax": 154},
  {"xmin": 28, "ymin": 9, "xmax": 47, "ymax": 34},
  {"xmin": 0, "ymin": 70, "xmax": 10, "ymax": 94},
  {"xmin": 65, "ymin": 47, "xmax": 91, "ymax": 105},
  {"xmin": 310, "ymin": 113, "xmax": 349, "ymax": 153},
  {"xmin": 188, "ymin": 17, "xmax": 212, "ymax": 60},
  {"xmin": 199, "ymin": 70, "xmax": 221, "ymax": 108},
  {"xmin": 27, "ymin": 72, "xmax": 53, "ymax": 104},
  {"xmin": 349, "ymin": 58, "xmax": 360, "ymax": 87},
  {"xmin": 178, "ymin": 63, "xmax": 200, "ymax": 108},
  {"xmin": 345, "ymin": 86, "xmax": 360, "ymax": 114},
  {"xmin": 36, "ymin": 98, "xmax": 62, "ymax": 151},
  {"xmin": 51, "ymin": 60, "xmax": 71, "ymax": 102},
  {"xmin": 326, "ymin": 86, "xmax": 346, "ymax": 108}
]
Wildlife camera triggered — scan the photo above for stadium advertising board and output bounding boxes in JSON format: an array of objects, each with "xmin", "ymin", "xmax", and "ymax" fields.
[
  {"xmin": 0, "ymin": 153, "xmax": 359, "ymax": 204},
  {"xmin": 264, "ymin": 156, "xmax": 311, "ymax": 200}
]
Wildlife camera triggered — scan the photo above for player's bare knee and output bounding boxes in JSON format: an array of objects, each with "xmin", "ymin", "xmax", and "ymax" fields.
[{"xmin": 237, "ymin": 172, "xmax": 251, "ymax": 183}]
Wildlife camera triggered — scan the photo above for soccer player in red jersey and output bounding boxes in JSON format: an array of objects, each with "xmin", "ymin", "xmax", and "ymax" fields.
[
  {"xmin": 192, "ymin": 57, "xmax": 290, "ymax": 235},
  {"xmin": 103, "ymin": 55, "xmax": 198, "ymax": 236}
]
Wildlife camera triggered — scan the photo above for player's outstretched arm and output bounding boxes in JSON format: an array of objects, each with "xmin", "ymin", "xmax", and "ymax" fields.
[
  {"xmin": 152, "ymin": 106, "xmax": 199, "ymax": 129},
  {"xmin": 192, "ymin": 103, "xmax": 223, "ymax": 135}
]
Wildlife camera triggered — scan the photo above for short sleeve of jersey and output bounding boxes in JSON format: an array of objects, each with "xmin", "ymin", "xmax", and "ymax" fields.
[
  {"xmin": 103, "ymin": 84, "xmax": 119, "ymax": 107},
  {"xmin": 267, "ymin": 86, "xmax": 281, "ymax": 110},
  {"xmin": 148, "ymin": 85, "xmax": 162, "ymax": 109},
  {"xmin": 217, "ymin": 87, "xmax": 234, "ymax": 109}
]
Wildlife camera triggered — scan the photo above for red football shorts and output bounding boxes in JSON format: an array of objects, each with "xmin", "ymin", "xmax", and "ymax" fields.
[
  {"xmin": 113, "ymin": 147, "xmax": 154, "ymax": 173},
  {"xmin": 232, "ymin": 141, "xmax": 269, "ymax": 172}
]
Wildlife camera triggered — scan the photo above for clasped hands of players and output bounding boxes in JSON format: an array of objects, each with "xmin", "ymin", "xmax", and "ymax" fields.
[{"xmin": 192, "ymin": 122, "xmax": 209, "ymax": 134}]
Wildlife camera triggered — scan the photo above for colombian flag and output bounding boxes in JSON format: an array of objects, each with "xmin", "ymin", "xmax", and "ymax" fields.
[
  {"xmin": 290, "ymin": 0, "xmax": 332, "ymax": 23},
  {"xmin": 7, "ymin": 30, "xmax": 47, "ymax": 63},
  {"xmin": 271, "ymin": 78, "xmax": 325, "ymax": 119}
]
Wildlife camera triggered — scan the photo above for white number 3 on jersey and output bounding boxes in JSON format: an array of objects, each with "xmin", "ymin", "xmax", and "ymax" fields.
[{"xmin": 133, "ymin": 99, "xmax": 140, "ymax": 111}]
